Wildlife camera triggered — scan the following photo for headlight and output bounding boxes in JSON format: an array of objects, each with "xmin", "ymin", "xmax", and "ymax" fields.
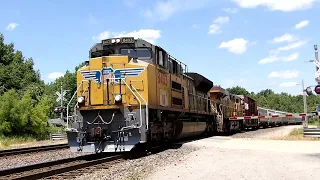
[
  {"xmin": 114, "ymin": 94, "xmax": 122, "ymax": 102},
  {"xmin": 77, "ymin": 96, "xmax": 84, "ymax": 103},
  {"xmin": 111, "ymin": 39, "xmax": 116, "ymax": 43},
  {"xmin": 116, "ymin": 38, "xmax": 121, "ymax": 43}
]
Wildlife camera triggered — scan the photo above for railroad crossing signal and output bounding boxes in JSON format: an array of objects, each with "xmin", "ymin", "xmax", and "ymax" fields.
[
  {"xmin": 315, "ymin": 85, "xmax": 320, "ymax": 95},
  {"xmin": 56, "ymin": 91, "xmax": 67, "ymax": 102},
  {"xmin": 306, "ymin": 87, "xmax": 313, "ymax": 96},
  {"xmin": 314, "ymin": 60, "xmax": 320, "ymax": 79}
]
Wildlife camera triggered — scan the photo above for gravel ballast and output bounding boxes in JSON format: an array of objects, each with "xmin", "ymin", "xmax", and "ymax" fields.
[
  {"xmin": 76, "ymin": 145, "xmax": 199, "ymax": 180},
  {"xmin": 0, "ymin": 149, "xmax": 92, "ymax": 170}
]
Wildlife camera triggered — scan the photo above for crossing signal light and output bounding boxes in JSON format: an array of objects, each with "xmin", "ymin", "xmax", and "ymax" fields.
[
  {"xmin": 306, "ymin": 87, "xmax": 313, "ymax": 96},
  {"xmin": 315, "ymin": 85, "xmax": 320, "ymax": 95},
  {"xmin": 54, "ymin": 107, "xmax": 63, "ymax": 113}
]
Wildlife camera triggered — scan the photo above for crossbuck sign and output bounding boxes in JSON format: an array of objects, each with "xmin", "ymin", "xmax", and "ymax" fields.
[
  {"xmin": 56, "ymin": 91, "xmax": 67, "ymax": 102},
  {"xmin": 315, "ymin": 60, "xmax": 320, "ymax": 78}
]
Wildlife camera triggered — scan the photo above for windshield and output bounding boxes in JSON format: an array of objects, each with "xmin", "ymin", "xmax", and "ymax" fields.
[{"xmin": 120, "ymin": 48, "xmax": 152, "ymax": 59}]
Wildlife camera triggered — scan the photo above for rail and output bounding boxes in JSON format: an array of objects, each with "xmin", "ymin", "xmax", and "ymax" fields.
[
  {"xmin": 303, "ymin": 127, "xmax": 320, "ymax": 138},
  {"xmin": 0, "ymin": 153, "xmax": 122, "ymax": 179},
  {"xmin": 0, "ymin": 144, "xmax": 68, "ymax": 157}
]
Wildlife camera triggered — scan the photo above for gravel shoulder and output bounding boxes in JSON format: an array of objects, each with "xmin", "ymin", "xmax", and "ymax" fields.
[
  {"xmin": 147, "ymin": 137, "xmax": 320, "ymax": 180},
  {"xmin": 76, "ymin": 145, "xmax": 199, "ymax": 180},
  {"xmin": 231, "ymin": 125, "xmax": 301, "ymax": 139}
]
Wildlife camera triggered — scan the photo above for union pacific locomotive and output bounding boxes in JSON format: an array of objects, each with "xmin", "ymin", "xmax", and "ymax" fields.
[
  {"xmin": 66, "ymin": 37, "xmax": 300, "ymax": 153},
  {"xmin": 66, "ymin": 37, "xmax": 218, "ymax": 153}
]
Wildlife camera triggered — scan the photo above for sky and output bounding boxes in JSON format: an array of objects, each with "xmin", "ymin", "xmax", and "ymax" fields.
[{"xmin": 1, "ymin": 0, "xmax": 320, "ymax": 95}]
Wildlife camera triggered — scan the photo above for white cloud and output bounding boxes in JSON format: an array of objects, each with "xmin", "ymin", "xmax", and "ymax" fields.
[
  {"xmin": 259, "ymin": 55, "xmax": 280, "ymax": 64},
  {"xmin": 222, "ymin": 78, "xmax": 247, "ymax": 88},
  {"xmin": 259, "ymin": 52, "xmax": 299, "ymax": 64},
  {"xmin": 208, "ymin": 24, "xmax": 221, "ymax": 34},
  {"xmin": 6, "ymin": 23, "xmax": 19, "ymax": 31},
  {"xmin": 270, "ymin": 33, "xmax": 295, "ymax": 43},
  {"xmin": 92, "ymin": 29, "xmax": 161, "ymax": 43},
  {"xmin": 143, "ymin": 0, "xmax": 212, "ymax": 21},
  {"xmin": 92, "ymin": 31, "xmax": 110, "ymax": 41},
  {"xmin": 222, "ymin": 8, "xmax": 238, "ymax": 13},
  {"xmin": 214, "ymin": 16, "xmax": 230, "ymax": 24},
  {"xmin": 268, "ymin": 70, "xmax": 300, "ymax": 79},
  {"xmin": 282, "ymin": 52, "xmax": 299, "ymax": 62},
  {"xmin": 218, "ymin": 38, "xmax": 249, "ymax": 54},
  {"xmin": 48, "ymin": 72, "xmax": 65, "ymax": 80},
  {"xmin": 114, "ymin": 29, "xmax": 161, "ymax": 44},
  {"xmin": 279, "ymin": 82, "xmax": 299, "ymax": 87},
  {"xmin": 277, "ymin": 40, "xmax": 308, "ymax": 51},
  {"xmin": 208, "ymin": 16, "xmax": 230, "ymax": 34},
  {"xmin": 232, "ymin": 0, "xmax": 318, "ymax": 12},
  {"xmin": 295, "ymin": 20, "xmax": 310, "ymax": 29}
]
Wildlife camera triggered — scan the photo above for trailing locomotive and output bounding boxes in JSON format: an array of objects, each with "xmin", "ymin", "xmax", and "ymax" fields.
[{"xmin": 66, "ymin": 37, "xmax": 215, "ymax": 153}]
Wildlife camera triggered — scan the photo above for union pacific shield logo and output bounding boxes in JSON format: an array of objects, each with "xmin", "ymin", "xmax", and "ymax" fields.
[
  {"xmin": 80, "ymin": 70, "xmax": 101, "ymax": 83},
  {"xmin": 80, "ymin": 67, "xmax": 145, "ymax": 84}
]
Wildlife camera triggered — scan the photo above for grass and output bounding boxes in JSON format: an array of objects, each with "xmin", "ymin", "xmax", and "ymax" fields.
[
  {"xmin": 0, "ymin": 135, "xmax": 38, "ymax": 150},
  {"xmin": 309, "ymin": 121, "xmax": 320, "ymax": 127},
  {"xmin": 0, "ymin": 126, "xmax": 66, "ymax": 150},
  {"xmin": 272, "ymin": 128, "xmax": 320, "ymax": 141}
]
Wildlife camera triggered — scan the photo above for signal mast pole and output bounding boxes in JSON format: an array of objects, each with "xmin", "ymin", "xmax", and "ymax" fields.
[
  {"xmin": 315, "ymin": 45, "xmax": 320, "ymax": 85},
  {"xmin": 302, "ymin": 79, "xmax": 308, "ymax": 127},
  {"xmin": 60, "ymin": 82, "xmax": 63, "ymax": 120}
]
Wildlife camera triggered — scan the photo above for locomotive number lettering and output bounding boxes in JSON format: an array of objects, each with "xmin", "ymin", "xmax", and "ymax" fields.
[{"xmin": 158, "ymin": 72, "xmax": 167, "ymax": 86}]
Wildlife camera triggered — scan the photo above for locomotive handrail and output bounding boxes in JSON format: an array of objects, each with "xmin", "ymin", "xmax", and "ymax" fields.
[
  {"xmin": 106, "ymin": 78, "xmax": 144, "ymax": 131},
  {"xmin": 130, "ymin": 85, "xmax": 149, "ymax": 130},
  {"xmin": 66, "ymin": 81, "xmax": 85, "ymax": 128}
]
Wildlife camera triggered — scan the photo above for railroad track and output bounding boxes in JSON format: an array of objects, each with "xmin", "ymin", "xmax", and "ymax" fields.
[
  {"xmin": 0, "ymin": 153, "xmax": 123, "ymax": 180},
  {"xmin": 0, "ymin": 144, "xmax": 69, "ymax": 157}
]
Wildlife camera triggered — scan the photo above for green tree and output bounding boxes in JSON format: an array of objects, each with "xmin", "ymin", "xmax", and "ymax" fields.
[{"xmin": 227, "ymin": 86, "xmax": 250, "ymax": 96}]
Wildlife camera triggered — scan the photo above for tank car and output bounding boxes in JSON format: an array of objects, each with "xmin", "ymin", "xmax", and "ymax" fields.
[{"xmin": 66, "ymin": 37, "xmax": 215, "ymax": 153}]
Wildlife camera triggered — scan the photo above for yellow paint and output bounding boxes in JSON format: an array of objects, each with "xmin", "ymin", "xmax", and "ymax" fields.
[{"xmin": 76, "ymin": 55, "xmax": 209, "ymax": 115}]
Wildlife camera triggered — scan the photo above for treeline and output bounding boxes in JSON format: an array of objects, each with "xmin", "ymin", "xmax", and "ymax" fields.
[
  {"xmin": 227, "ymin": 86, "xmax": 320, "ymax": 113},
  {"xmin": 0, "ymin": 33, "xmax": 83, "ymax": 139}
]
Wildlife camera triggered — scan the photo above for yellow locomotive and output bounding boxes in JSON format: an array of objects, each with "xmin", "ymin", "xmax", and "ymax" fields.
[
  {"xmin": 210, "ymin": 87, "xmax": 243, "ymax": 132},
  {"xmin": 66, "ymin": 37, "xmax": 215, "ymax": 153}
]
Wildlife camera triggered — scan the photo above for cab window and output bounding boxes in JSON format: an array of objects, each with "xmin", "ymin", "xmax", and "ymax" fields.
[{"xmin": 120, "ymin": 48, "xmax": 151, "ymax": 59}]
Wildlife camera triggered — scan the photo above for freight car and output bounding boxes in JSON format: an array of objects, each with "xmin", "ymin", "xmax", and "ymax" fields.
[{"xmin": 66, "ymin": 37, "xmax": 216, "ymax": 153}]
